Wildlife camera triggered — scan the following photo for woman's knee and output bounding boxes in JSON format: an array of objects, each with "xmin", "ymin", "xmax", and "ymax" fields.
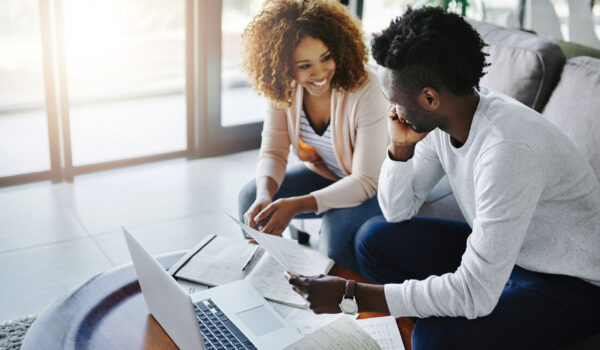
[
  {"xmin": 238, "ymin": 179, "xmax": 257, "ymax": 214},
  {"xmin": 319, "ymin": 215, "xmax": 350, "ymax": 256}
]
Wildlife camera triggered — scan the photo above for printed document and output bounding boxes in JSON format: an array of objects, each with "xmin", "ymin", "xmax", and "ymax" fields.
[
  {"xmin": 173, "ymin": 218, "xmax": 333, "ymax": 308},
  {"xmin": 284, "ymin": 316, "xmax": 380, "ymax": 350},
  {"xmin": 226, "ymin": 212, "xmax": 322, "ymax": 275}
]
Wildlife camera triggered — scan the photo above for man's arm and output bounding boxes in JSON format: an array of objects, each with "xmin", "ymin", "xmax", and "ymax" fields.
[
  {"xmin": 288, "ymin": 144, "xmax": 545, "ymax": 319},
  {"xmin": 378, "ymin": 142, "xmax": 445, "ymax": 222},
  {"xmin": 286, "ymin": 274, "xmax": 389, "ymax": 314},
  {"xmin": 385, "ymin": 144, "xmax": 545, "ymax": 319},
  {"xmin": 388, "ymin": 142, "xmax": 416, "ymax": 162}
]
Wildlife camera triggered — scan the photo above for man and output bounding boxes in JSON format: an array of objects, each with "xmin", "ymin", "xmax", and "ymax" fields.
[{"xmin": 287, "ymin": 6, "xmax": 600, "ymax": 349}]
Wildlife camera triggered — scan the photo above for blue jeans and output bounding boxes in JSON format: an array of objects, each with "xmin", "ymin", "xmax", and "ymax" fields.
[
  {"xmin": 355, "ymin": 216, "xmax": 600, "ymax": 350},
  {"xmin": 238, "ymin": 163, "xmax": 382, "ymax": 272}
]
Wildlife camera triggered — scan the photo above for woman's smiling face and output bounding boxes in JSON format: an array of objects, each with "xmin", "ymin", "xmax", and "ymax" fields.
[{"xmin": 292, "ymin": 36, "xmax": 336, "ymax": 98}]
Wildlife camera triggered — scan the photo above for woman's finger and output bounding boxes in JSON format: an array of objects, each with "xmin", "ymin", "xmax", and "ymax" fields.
[
  {"xmin": 261, "ymin": 219, "xmax": 283, "ymax": 236},
  {"xmin": 255, "ymin": 203, "xmax": 277, "ymax": 223}
]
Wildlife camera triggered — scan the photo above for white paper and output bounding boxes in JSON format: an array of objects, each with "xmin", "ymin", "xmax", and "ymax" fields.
[
  {"xmin": 281, "ymin": 307, "xmax": 349, "ymax": 336},
  {"xmin": 270, "ymin": 301, "xmax": 299, "ymax": 319},
  {"xmin": 292, "ymin": 319, "xmax": 336, "ymax": 337},
  {"xmin": 357, "ymin": 317, "xmax": 405, "ymax": 350},
  {"xmin": 226, "ymin": 212, "xmax": 321, "ymax": 275},
  {"xmin": 284, "ymin": 316, "xmax": 380, "ymax": 350},
  {"xmin": 246, "ymin": 252, "xmax": 307, "ymax": 308},
  {"xmin": 175, "ymin": 235, "xmax": 260, "ymax": 286}
]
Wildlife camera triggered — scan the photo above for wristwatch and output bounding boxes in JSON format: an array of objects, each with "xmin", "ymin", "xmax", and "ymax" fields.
[{"xmin": 339, "ymin": 280, "xmax": 358, "ymax": 314}]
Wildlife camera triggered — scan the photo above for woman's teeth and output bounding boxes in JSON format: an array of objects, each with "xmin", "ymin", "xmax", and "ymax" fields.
[{"xmin": 312, "ymin": 79, "xmax": 327, "ymax": 87}]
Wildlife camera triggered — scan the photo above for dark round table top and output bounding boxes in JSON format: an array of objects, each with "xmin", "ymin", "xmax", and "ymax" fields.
[{"xmin": 22, "ymin": 251, "xmax": 413, "ymax": 350}]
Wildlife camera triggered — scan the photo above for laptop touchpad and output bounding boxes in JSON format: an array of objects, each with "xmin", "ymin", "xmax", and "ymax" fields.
[{"xmin": 235, "ymin": 305, "xmax": 284, "ymax": 336}]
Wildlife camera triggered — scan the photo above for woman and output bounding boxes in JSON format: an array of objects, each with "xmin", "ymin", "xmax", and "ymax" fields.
[{"xmin": 238, "ymin": 0, "xmax": 388, "ymax": 272}]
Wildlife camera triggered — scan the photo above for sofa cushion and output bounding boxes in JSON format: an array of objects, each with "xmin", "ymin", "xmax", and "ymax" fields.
[
  {"xmin": 542, "ymin": 56, "xmax": 600, "ymax": 178},
  {"xmin": 468, "ymin": 19, "xmax": 565, "ymax": 112}
]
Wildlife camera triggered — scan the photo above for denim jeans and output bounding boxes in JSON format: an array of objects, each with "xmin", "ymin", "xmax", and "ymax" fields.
[
  {"xmin": 238, "ymin": 163, "xmax": 382, "ymax": 272},
  {"xmin": 355, "ymin": 216, "xmax": 600, "ymax": 350}
]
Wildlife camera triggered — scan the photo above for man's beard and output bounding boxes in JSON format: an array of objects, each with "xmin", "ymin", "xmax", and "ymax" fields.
[{"xmin": 407, "ymin": 106, "xmax": 443, "ymax": 133}]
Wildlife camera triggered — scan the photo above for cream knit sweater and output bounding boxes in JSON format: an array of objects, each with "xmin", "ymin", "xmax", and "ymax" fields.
[{"xmin": 256, "ymin": 71, "xmax": 389, "ymax": 214}]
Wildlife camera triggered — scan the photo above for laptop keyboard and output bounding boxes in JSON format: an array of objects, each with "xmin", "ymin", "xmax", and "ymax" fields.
[{"xmin": 194, "ymin": 298, "xmax": 257, "ymax": 350}]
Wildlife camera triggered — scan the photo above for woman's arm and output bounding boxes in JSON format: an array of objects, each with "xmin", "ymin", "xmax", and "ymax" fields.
[
  {"xmin": 244, "ymin": 102, "xmax": 291, "ymax": 230},
  {"xmin": 255, "ymin": 102, "xmax": 292, "ymax": 188},
  {"xmin": 310, "ymin": 74, "xmax": 389, "ymax": 213}
]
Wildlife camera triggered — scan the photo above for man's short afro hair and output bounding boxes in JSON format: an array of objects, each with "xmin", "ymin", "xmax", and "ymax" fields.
[{"xmin": 371, "ymin": 6, "xmax": 489, "ymax": 96}]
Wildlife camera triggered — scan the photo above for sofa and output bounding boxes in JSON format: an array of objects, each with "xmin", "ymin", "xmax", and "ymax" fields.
[
  {"xmin": 420, "ymin": 19, "xmax": 600, "ymax": 223},
  {"xmin": 293, "ymin": 18, "xmax": 600, "ymax": 349},
  {"xmin": 419, "ymin": 19, "xmax": 600, "ymax": 350}
]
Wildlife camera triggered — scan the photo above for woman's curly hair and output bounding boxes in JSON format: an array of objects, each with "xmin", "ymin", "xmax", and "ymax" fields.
[
  {"xmin": 371, "ymin": 6, "xmax": 489, "ymax": 96},
  {"xmin": 242, "ymin": 0, "xmax": 368, "ymax": 105}
]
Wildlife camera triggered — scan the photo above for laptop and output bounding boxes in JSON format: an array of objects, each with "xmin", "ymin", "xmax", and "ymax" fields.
[{"xmin": 122, "ymin": 226, "xmax": 302, "ymax": 350}]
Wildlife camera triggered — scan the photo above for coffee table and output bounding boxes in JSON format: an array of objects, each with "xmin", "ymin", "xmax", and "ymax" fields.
[{"xmin": 21, "ymin": 251, "xmax": 414, "ymax": 350}]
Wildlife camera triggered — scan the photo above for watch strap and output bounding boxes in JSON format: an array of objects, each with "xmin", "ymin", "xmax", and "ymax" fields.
[{"xmin": 345, "ymin": 280, "xmax": 357, "ymax": 299}]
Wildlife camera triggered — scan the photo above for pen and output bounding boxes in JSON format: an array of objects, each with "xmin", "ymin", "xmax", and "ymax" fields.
[{"xmin": 241, "ymin": 246, "xmax": 260, "ymax": 271}]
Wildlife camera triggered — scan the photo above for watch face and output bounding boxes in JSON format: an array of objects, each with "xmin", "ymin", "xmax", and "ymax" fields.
[{"xmin": 339, "ymin": 298, "xmax": 358, "ymax": 314}]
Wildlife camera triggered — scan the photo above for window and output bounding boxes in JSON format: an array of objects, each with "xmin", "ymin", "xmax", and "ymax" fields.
[
  {"xmin": 0, "ymin": 0, "xmax": 50, "ymax": 177},
  {"xmin": 62, "ymin": 0, "xmax": 187, "ymax": 166},
  {"xmin": 0, "ymin": 0, "xmax": 264, "ymax": 186},
  {"xmin": 221, "ymin": 0, "xmax": 268, "ymax": 127}
]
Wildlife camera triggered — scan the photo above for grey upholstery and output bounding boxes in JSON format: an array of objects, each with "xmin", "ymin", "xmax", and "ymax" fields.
[
  {"xmin": 420, "ymin": 21, "xmax": 569, "ymax": 222},
  {"xmin": 542, "ymin": 56, "xmax": 600, "ymax": 179},
  {"xmin": 468, "ymin": 19, "xmax": 566, "ymax": 112}
]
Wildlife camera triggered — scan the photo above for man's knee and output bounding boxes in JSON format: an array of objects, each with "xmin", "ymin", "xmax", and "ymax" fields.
[
  {"xmin": 413, "ymin": 318, "xmax": 466, "ymax": 350},
  {"xmin": 354, "ymin": 215, "xmax": 389, "ymax": 261}
]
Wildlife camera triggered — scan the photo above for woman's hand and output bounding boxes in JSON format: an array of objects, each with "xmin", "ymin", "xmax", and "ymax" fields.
[
  {"xmin": 254, "ymin": 195, "xmax": 317, "ymax": 236},
  {"xmin": 243, "ymin": 197, "xmax": 272, "ymax": 236}
]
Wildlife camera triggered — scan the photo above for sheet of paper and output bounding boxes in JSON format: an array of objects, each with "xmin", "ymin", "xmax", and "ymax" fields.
[
  {"xmin": 270, "ymin": 301, "xmax": 298, "ymax": 319},
  {"xmin": 357, "ymin": 317, "xmax": 405, "ymax": 350},
  {"xmin": 284, "ymin": 316, "xmax": 380, "ymax": 350},
  {"xmin": 283, "ymin": 307, "xmax": 359, "ymax": 336},
  {"xmin": 226, "ymin": 212, "xmax": 321, "ymax": 275},
  {"xmin": 246, "ymin": 252, "xmax": 307, "ymax": 308},
  {"xmin": 175, "ymin": 235, "xmax": 259, "ymax": 286},
  {"xmin": 272, "ymin": 299, "xmax": 358, "ymax": 322},
  {"xmin": 292, "ymin": 319, "xmax": 337, "ymax": 337}
]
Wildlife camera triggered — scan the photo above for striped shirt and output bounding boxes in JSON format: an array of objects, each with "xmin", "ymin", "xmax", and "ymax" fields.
[{"xmin": 299, "ymin": 106, "xmax": 346, "ymax": 179}]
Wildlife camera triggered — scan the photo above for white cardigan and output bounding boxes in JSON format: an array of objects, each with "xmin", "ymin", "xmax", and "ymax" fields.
[{"xmin": 256, "ymin": 71, "xmax": 389, "ymax": 214}]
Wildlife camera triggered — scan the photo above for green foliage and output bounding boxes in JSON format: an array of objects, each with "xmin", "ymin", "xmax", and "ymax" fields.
[{"xmin": 424, "ymin": 0, "xmax": 469, "ymax": 16}]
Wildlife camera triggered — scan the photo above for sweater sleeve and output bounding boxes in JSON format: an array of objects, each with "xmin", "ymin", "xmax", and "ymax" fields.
[
  {"xmin": 384, "ymin": 143, "xmax": 545, "ymax": 319},
  {"xmin": 378, "ymin": 133, "xmax": 445, "ymax": 222},
  {"xmin": 256, "ymin": 102, "xmax": 291, "ymax": 187},
  {"xmin": 310, "ymin": 77, "xmax": 389, "ymax": 213}
]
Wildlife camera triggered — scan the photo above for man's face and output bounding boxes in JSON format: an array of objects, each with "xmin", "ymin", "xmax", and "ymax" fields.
[{"xmin": 377, "ymin": 66, "xmax": 445, "ymax": 134}]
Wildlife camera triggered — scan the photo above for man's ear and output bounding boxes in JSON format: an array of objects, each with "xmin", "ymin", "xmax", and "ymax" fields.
[{"xmin": 418, "ymin": 87, "xmax": 440, "ymax": 111}]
